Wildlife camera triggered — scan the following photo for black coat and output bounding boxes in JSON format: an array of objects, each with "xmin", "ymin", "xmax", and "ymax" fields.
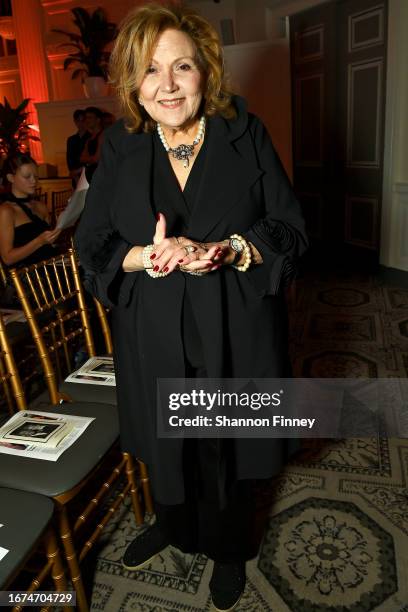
[{"xmin": 74, "ymin": 96, "xmax": 308, "ymax": 504}]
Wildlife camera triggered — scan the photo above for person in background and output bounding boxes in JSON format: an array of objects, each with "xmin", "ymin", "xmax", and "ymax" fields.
[
  {"xmin": 80, "ymin": 106, "xmax": 104, "ymax": 182},
  {"xmin": 101, "ymin": 111, "xmax": 116, "ymax": 129},
  {"xmin": 0, "ymin": 154, "xmax": 60, "ymax": 306},
  {"xmin": 66, "ymin": 109, "xmax": 90, "ymax": 187}
]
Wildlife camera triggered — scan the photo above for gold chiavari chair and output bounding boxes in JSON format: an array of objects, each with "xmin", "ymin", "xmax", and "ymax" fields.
[
  {"xmin": 0, "ymin": 257, "xmax": 7, "ymax": 289},
  {"xmin": 0, "ymin": 258, "xmax": 43, "ymax": 415},
  {"xmin": 10, "ymin": 249, "xmax": 153, "ymax": 515},
  {"xmin": 51, "ymin": 189, "xmax": 74, "ymax": 251},
  {"xmin": 92, "ymin": 297, "xmax": 113, "ymax": 355},
  {"xmin": 51, "ymin": 189, "xmax": 72, "ymax": 226},
  {"xmin": 1, "ymin": 256, "xmax": 146, "ymax": 611},
  {"xmin": 37, "ymin": 192, "xmax": 48, "ymax": 207},
  {"xmin": 11, "ymin": 250, "xmax": 116, "ymax": 406},
  {"xmin": 0, "ymin": 315, "xmax": 70, "ymax": 611},
  {"xmin": 0, "ymin": 488, "xmax": 70, "ymax": 612},
  {"xmin": 0, "ymin": 309, "xmax": 25, "ymax": 413}
]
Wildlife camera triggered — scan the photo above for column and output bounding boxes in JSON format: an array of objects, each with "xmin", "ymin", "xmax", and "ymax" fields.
[{"xmin": 12, "ymin": 0, "xmax": 51, "ymax": 162}]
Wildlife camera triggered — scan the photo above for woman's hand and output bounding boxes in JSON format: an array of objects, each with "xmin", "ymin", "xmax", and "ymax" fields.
[
  {"xmin": 39, "ymin": 228, "xmax": 61, "ymax": 246},
  {"xmin": 151, "ymin": 213, "xmax": 219, "ymax": 274}
]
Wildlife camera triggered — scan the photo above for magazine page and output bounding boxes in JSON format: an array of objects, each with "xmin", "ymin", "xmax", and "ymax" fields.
[
  {"xmin": 65, "ymin": 356, "xmax": 116, "ymax": 386},
  {"xmin": 56, "ymin": 167, "xmax": 89, "ymax": 230},
  {"xmin": 0, "ymin": 410, "xmax": 94, "ymax": 461}
]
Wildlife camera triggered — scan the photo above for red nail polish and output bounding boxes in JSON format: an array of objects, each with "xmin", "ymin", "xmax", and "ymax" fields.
[
  {"xmin": 153, "ymin": 265, "xmax": 159, "ymax": 272},
  {"xmin": 163, "ymin": 266, "xmax": 169, "ymax": 273},
  {"xmin": 213, "ymin": 265, "xmax": 220, "ymax": 270},
  {"xmin": 178, "ymin": 259, "xmax": 184, "ymax": 263},
  {"xmin": 156, "ymin": 213, "xmax": 161, "ymax": 221},
  {"xmin": 150, "ymin": 253, "xmax": 156, "ymax": 260}
]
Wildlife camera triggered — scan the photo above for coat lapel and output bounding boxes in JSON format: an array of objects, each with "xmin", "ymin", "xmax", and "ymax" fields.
[
  {"xmin": 115, "ymin": 132, "xmax": 156, "ymax": 244},
  {"xmin": 187, "ymin": 114, "xmax": 263, "ymax": 241}
]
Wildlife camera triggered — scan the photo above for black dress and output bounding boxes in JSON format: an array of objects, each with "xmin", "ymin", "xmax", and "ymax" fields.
[
  {"xmin": 0, "ymin": 196, "xmax": 56, "ymax": 307},
  {"xmin": 11, "ymin": 199, "xmax": 55, "ymax": 266},
  {"xmin": 150, "ymin": 129, "xmax": 257, "ymax": 563}
]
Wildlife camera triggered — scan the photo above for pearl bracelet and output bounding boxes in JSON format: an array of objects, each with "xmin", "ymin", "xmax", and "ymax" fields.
[
  {"xmin": 181, "ymin": 268, "xmax": 205, "ymax": 276},
  {"xmin": 142, "ymin": 244, "xmax": 169, "ymax": 278},
  {"xmin": 230, "ymin": 234, "xmax": 252, "ymax": 272}
]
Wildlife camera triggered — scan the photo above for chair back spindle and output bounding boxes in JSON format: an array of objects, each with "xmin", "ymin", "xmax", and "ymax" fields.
[
  {"xmin": 0, "ymin": 312, "xmax": 27, "ymax": 412},
  {"xmin": 10, "ymin": 251, "xmax": 96, "ymax": 405}
]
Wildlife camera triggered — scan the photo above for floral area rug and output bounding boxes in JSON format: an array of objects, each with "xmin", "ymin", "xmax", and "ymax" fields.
[{"xmin": 90, "ymin": 275, "xmax": 408, "ymax": 611}]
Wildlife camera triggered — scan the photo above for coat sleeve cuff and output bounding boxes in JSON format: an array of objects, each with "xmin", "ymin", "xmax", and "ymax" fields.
[
  {"xmin": 243, "ymin": 228, "xmax": 295, "ymax": 297},
  {"xmin": 82, "ymin": 238, "xmax": 138, "ymax": 307}
]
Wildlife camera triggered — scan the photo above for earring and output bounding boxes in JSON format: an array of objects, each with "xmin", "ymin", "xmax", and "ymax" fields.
[{"xmin": 138, "ymin": 99, "xmax": 144, "ymax": 106}]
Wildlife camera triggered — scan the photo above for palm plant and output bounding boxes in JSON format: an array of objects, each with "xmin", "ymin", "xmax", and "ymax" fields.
[
  {"xmin": 0, "ymin": 97, "xmax": 40, "ymax": 160},
  {"xmin": 53, "ymin": 7, "xmax": 117, "ymax": 82}
]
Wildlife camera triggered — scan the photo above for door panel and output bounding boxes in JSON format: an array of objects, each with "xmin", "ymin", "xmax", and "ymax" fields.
[{"xmin": 290, "ymin": 0, "xmax": 387, "ymax": 264}]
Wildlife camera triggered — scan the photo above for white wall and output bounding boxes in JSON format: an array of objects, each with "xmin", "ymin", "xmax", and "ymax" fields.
[
  {"xmin": 188, "ymin": 0, "xmax": 237, "ymax": 43},
  {"xmin": 189, "ymin": 1, "xmax": 293, "ymax": 176},
  {"xmin": 235, "ymin": 0, "xmax": 267, "ymax": 42},
  {"xmin": 224, "ymin": 39, "xmax": 292, "ymax": 177}
]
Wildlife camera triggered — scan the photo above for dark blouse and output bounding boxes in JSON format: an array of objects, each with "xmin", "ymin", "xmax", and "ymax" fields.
[
  {"xmin": 3, "ymin": 198, "xmax": 55, "ymax": 267},
  {"xmin": 152, "ymin": 126, "xmax": 210, "ymax": 370}
]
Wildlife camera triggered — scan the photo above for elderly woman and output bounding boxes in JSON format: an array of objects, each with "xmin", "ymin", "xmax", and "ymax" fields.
[{"xmin": 75, "ymin": 3, "xmax": 308, "ymax": 610}]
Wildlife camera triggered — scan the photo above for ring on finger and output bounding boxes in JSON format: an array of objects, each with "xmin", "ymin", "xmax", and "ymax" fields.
[{"xmin": 184, "ymin": 244, "xmax": 196, "ymax": 256}]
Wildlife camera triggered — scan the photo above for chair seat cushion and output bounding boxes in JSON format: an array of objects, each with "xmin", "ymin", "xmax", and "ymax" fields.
[
  {"xmin": 0, "ymin": 488, "xmax": 54, "ymax": 588},
  {"xmin": 59, "ymin": 379, "xmax": 117, "ymax": 405},
  {"xmin": 0, "ymin": 402, "xmax": 119, "ymax": 497}
]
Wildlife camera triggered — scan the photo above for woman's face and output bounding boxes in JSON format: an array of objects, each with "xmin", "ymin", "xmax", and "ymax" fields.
[
  {"xmin": 8, "ymin": 163, "xmax": 38, "ymax": 196},
  {"xmin": 138, "ymin": 28, "xmax": 203, "ymax": 131}
]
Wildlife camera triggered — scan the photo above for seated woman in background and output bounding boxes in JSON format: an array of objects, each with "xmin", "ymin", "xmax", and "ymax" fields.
[{"xmin": 0, "ymin": 153, "xmax": 60, "ymax": 270}]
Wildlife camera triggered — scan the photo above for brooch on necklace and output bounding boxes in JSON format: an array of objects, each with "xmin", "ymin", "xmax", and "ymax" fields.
[{"xmin": 157, "ymin": 116, "xmax": 206, "ymax": 168}]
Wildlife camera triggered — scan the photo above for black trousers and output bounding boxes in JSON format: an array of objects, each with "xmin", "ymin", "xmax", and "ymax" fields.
[{"xmin": 154, "ymin": 294, "xmax": 258, "ymax": 562}]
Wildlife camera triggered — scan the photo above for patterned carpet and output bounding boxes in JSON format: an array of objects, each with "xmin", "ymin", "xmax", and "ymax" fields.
[{"xmin": 89, "ymin": 272, "xmax": 408, "ymax": 611}]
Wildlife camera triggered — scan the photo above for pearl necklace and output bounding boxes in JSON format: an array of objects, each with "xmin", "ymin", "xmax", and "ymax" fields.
[{"xmin": 156, "ymin": 116, "xmax": 206, "ymax": 168}]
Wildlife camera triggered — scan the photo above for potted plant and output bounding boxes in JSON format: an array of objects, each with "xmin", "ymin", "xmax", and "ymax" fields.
[
  {"xmin": 0, "ymin": 97, "xmax": 40, "ymax": 162},
  {"xmin": 53, "ymin": 7, "xmax": 117, "ymax": 98}
]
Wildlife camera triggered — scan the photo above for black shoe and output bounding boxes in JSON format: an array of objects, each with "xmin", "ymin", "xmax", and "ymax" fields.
[
  {"xmin": 209, "ymin": 561, "xmax": 246, "ymax": 611},
  {"xmin": 122, "ymin": 523, "xmax": 168, "ymax": 570}
]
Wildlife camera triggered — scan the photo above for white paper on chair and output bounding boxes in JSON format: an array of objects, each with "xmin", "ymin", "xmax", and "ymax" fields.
[
  {"xmin": 65, "ymin": 356, "xmax": 116, "ymax": 386},
  {"xmin": 56, "ymin": 167, "xmax": 89, "ymax": 230},
  {"xmin": 0, "ymin": 410, "xmax": 94, "ymax": 461}
]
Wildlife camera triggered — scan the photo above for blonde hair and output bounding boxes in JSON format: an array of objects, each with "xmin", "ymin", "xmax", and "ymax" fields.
[{"xmin": 109, "ymin": 2, "xmax": 236, "ymax": 132}]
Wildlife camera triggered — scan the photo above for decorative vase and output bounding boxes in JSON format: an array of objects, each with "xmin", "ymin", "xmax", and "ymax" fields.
[{"xmin": 83, "ymin": 76, "xmax": 109, "ymax": 98}]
